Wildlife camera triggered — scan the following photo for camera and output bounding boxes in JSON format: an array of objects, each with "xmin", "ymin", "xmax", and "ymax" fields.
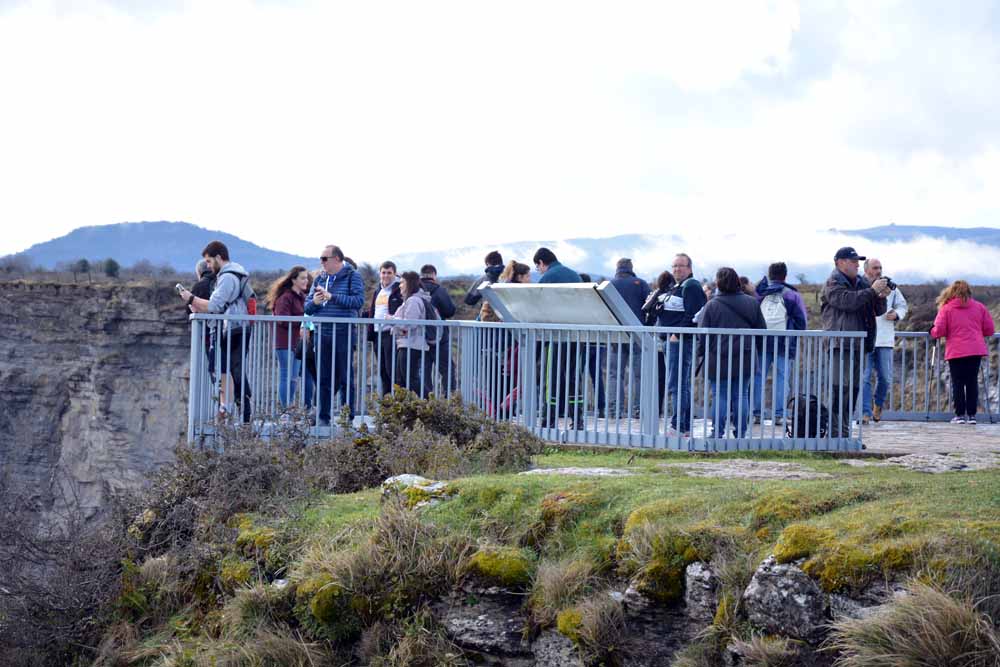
[
  {"xmin": 175, "ymin": 283, "xmax": 185, "ymax": 295},
  {"xmin": 883, "ymin": 277, "xmax": 897, "ymax": 291}
]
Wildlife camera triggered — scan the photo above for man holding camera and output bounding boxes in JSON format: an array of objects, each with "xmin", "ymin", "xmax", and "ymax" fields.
[
  {"xmin": 862, "ymin": 258, "xmax": 907, "ymax": 424},
  {"xmin": 821, "ymin": 247, "xmax": 890, "ymax": 438}
]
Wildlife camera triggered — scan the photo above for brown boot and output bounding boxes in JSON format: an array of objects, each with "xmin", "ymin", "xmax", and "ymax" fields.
[{"xmin": 873, "ymin": 405, "xmax": 882, "ymax": 422}]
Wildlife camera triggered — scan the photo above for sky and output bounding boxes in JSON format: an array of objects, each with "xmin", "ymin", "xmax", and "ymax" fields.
[{"xmin": 2, "ymin": 0, "xmax": 1000, "ymax": 276}]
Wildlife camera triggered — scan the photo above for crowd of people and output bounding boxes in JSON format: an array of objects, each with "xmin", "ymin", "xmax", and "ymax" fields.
[{"xmin": 178, "ymin": 239, "xmax": 996, "ymax": 434}]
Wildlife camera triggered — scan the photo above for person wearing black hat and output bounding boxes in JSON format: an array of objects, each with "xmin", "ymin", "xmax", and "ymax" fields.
[{"xmin": 820, "ymin": 247, "xmax": 890, "ymax": 438}]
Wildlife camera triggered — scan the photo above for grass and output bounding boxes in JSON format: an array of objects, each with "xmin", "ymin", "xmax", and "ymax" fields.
[{"xmin": 104, "ymin": 446, "xmax": 1000, "ymax": 666}]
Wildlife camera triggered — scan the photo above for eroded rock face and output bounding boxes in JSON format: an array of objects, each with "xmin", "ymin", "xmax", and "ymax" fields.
[
  {"xmin": 742, "ymin": 555, "xmax": 828, "ymax": 642},
  {"xmin": 684, "ymin": 562, "xmax": 719, "ymax": 621},
  {"xmin": 0, "ymin": 282, "xmax": 189, "ymax": 524},
  {"xmin": 435, "ymin": 592, "xmax": 531, "ymax": 660}
]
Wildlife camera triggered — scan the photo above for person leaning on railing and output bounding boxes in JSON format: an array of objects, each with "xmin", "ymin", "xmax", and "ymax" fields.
[
  {"xmin": 930, "ymin": 280, "xmax": 996, "ymax": 425},
  {"xmin": 820, "ymin": 247, "xmax": 889, "ymax": 438},
  {"xmin": 700, "ymin": 267, "xmax": 767, "ymax": 438},
  {"xmin": 179, "ymin": 240, "xmax": 256, "ymax": 423}
]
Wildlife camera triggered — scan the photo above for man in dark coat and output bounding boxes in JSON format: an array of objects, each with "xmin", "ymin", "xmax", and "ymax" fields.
[
  {"xmin": 420, "ymin": 264, "xmax": 458, "ymax": 392},
  {"xmin": 820, "ymin": 247, "xmax": 890, "ymax": 438},
  {"xmin": 464, "ymin": 250, "xmax": 504, "ymax": 307},
  {"xmin": 609, "ymin": 258, "xmax": 650, "ymax": 417}
]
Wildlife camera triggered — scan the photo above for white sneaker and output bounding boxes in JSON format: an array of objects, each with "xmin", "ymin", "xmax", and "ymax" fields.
[
  {"xmin": 950, "ymin": 416, "xmax": 966, "ymax": 424},
  {"xmin": 967, "ymin": 416, "xmax": 977, "ymax": 425}
]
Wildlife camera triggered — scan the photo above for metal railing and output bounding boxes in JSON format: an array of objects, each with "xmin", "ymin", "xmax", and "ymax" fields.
[
  {"xmin": 876, "ymin": 332, "xmax": 999, "ymax": 422},
  {"xmin": 186, "ymin": 314, "xmax": 958, "ymax": 450}
]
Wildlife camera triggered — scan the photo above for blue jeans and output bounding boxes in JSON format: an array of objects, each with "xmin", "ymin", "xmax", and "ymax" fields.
[
  {"xmin": 665, "ymin": 338, "xmax": 694, "ymax": 432},
  {"xmin": 753, "ymin": 346, "xmax": 788, "ymax": 418},
  {"xmin": 276, "ymin": 347, "xmax": 314, "ymax": 409},
  {"xmin": 711, "ymin": 377, "xmax": 751, "ymax": 438},
  {"xmin": 863, "ymin": 347, "xmax": 893, "ymax": 417}
]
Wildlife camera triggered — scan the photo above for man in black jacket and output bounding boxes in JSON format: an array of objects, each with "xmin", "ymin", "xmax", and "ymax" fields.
[
  {"xmin": 464, "ymin": 250, "xmax": 504, "ymax": 307},
  {"xmin": 366, "ymin": 261, "xmax": 404, "ymax": 396},
  {"xmin": 609, "ymin": 258, "xmax": 650, "ymax": 417},
  {"xmin": 421, "ymin": 264, "xmax": 458, "ymax": 392},
  {"xmin": 820, "ymin": 247, "xmax": 890, "ymax": 438}
]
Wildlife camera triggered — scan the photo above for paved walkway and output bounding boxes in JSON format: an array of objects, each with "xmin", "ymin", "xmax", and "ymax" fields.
[{"xmin": 861, "ymin": 421, "xmax": 1000, "ymax": 455}]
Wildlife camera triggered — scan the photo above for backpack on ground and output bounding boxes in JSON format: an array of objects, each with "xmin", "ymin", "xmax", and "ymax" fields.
[
  {"xmin": 760, "ymin": 288, "xmax": 788, "ymax": 331},
  {"xmin": 785, "ymin": 394, "xmax": 828, "ymax": 438}
]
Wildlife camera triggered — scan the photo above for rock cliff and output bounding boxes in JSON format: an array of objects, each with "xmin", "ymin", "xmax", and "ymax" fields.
[{"xmin": 0, "ymin": 281, "xmax": 191, "ymax": 523}]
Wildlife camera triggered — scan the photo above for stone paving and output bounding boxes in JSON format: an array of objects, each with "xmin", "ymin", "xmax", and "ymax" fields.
[{"xmin": 859, "ymin": 420, "xmax": 1000, "ymax": 456}]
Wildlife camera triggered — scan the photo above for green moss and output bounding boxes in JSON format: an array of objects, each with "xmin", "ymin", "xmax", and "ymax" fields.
[
  {"xmin": 400, "ymin": 482, "xmax": 457, "ymax": 509},
  {"xmin": 556, "ymin": 608, "xmax": 583, "ymax": 643},
  {"xmin": 751, "ymin": 489, "xmax": 813, "ymax": 527},
  {"xmin": 540, "ymin": 491, "xmax": 594, "ymax": 527},
  {"xmin": 236, "ymin": 525, "xmax": 276, "ymax": 553},
  {"xmin": 467, "ymin": 547, "xmax": 533, "ymax": 588},
  {"xmin": 219, "ymin": 555, "xmax": 254, "ymax": 590},
  {"xmin": 774, "ymin": 524, "xmax": 835, "ymax": 563},
  {"xmin": 623, "ymin": 530, "xmax": 706, "ymax": 603},
  {"xmin": 623, "ymin": 498, "xmax": 688, "ymax": 534},
  {"xmin": 803, "ymin": 543, "xmax": 875, "ymax": 592}
]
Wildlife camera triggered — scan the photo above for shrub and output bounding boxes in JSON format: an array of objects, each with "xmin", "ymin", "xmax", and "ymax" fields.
[{"xmin": 828, "ymin": 584, "xmax": 1000, "ymax": 667}]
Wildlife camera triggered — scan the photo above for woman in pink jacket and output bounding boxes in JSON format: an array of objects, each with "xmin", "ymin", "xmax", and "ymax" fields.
[{"xmin": 930, "ymin": 280, "xmax": 996, "ymax": 424}]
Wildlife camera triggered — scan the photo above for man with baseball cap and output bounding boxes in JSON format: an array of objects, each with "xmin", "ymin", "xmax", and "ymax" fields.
[{"xmin": 820, "ymin": 247, "xmax": 890, "ymax": 438}]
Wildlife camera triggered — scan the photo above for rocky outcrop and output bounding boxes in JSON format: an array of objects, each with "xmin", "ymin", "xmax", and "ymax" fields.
[
  {"xmin": 742, "ymin": 555, "xmax": 829, "ymax": 642},
  {"xmin": 0, "ymin": 281, "xmax": 190, "ymax": 524},
  {"xmin": 684, "ymin": 561, "xmax": 720, "ymax": 621}
]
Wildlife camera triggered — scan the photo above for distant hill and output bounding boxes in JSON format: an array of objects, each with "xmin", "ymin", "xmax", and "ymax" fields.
[
  {"xmin": 12, "ymin": 221, "xmax": 312, "ymax": 272},
  {"xmin": 833, "ymin": 223, "xmax": 1000, "ymax": 246},
  {"xmin": 9, "ymin": 221, "xmax": 1000, "ymax": 283}
]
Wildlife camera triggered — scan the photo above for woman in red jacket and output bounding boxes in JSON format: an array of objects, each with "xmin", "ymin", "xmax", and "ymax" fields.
[
  {"xmin": 267, "ymin": 266, "xmax": 314, "ymax": 410},
  {"xmin": 930, "ymin": 280, "xmax": 996, "ymax": 424}
]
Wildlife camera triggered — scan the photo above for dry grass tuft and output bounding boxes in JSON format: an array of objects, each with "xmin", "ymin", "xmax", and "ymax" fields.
[
  {"xmin": 574, "ymin": 593, "xmax": 628, "ymax": 667},
  {"xmin": 828, "ymin": 583, "xmax": 1000, "ymax": 667},
  {"xmin": 529, "ymin": 558, "xmax": 597, "ymax": 629},
  {"xmin": 729, "ymin": 634, "xmax": 801, "ymax": 667}
]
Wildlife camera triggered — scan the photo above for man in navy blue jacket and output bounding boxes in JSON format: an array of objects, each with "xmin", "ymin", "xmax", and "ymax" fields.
[
  {"xmin": 305, "ymin": 245, "xmax": 365, "ymax": 426},
  {"xmin": 609, "ymin": 258, "xmax": 650, "ymax": 417},
  {"xmin": 421, "ymin": 264, "xmax": 458, "ymax": 392}
]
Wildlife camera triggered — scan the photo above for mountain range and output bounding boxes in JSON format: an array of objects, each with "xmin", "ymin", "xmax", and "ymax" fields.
[{"xmin": 8, "ymin": 221, "xmax": 1000, "ymax": 283}]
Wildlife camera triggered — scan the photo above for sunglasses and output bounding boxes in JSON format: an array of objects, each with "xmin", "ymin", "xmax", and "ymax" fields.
[{"xmin": 320, "ymin": 256, "xmax": 331, "ymax": 262}]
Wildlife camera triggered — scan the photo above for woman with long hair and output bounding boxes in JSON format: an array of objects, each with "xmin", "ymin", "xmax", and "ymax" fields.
[
  {"xmin": 267, "ymin": 266, "xmax": 314, "ymax": 409},
  {"xmin": 390, "ymin": 271, "xmax": 434, "ymax": 397},
  {"xmin": 479, "ymin": 260, "xmax": 531, "ymax": 322},
  {"xmin": 930, "ymin": 280, "xmax": 996, "ymax": 424}
]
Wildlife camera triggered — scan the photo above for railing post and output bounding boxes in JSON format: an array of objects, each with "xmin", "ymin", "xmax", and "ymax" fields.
[{"xmin": 187, "ymin": 317, "xmax": 201, "ymax": 444}]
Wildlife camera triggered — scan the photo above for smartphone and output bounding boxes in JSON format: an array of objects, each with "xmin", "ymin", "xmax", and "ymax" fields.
[{"xmin": 175, "ymin": 283, "xmax": 185, "ymax": 294}]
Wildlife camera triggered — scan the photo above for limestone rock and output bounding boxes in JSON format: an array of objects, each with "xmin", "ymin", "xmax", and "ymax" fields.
[
  {"xmin": 742, "ymin": 555, "xmax": 828, "ymax": 642},
  {"xmin": 840, "ymin": 451, "xmax": 1000, "ymax": 473},
  {"xmin": 435, "ymin": 593, "xmax": 531, "ymax": 658},
  {"xmin": 684, "ymin": 561, "xmax": 719, "ymax": 621},
  {"xmin": 381, "ymin": 474, "xmax": 455, "ymax": 508},
  {"xmin": 0, "ymin": 282, "xmax": 189, "ymax": 528},
  {"xmin": 519, "ymin": 467, "xmax": 634, "ymax": 477},
  {"xmin": 660, "ymin": 460, "xmax": 833, "ymax": 480},
  {"xmin": 531, "ymin": 630, "xmax": 579, "ymax": 666}
]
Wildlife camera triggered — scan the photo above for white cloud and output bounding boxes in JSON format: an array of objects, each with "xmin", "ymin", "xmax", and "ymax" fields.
[{"xmin": 0, "ymin": 0, "xmax": 998, "ymax": 269}]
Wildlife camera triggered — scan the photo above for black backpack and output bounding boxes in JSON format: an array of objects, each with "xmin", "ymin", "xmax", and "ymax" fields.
[
  {"xmin": 785, "ymin": 394, "xmax": 829, "ymax": 438},
  {"xmin": 422, "ymin": 298, "xmax": 442, "ymax": 345}
]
